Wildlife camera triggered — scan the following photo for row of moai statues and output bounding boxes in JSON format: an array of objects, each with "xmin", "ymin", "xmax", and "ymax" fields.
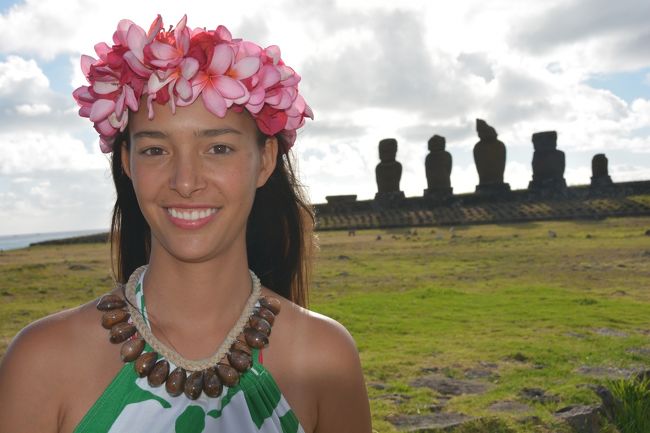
[{"xmin": 375, "ymin": 118, "xmax": 614, "ymax": 200}]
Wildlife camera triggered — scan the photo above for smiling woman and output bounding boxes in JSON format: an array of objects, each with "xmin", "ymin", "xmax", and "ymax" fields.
[
  {"xmin": 0, "ymin": 15, "xmax": 372, "ymax": 433},
  {"xmin": 122, "ymin": 102, "xmax": 273, "ymax": 268}
]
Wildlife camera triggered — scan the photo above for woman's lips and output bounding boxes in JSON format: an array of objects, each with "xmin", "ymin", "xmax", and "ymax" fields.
[{"xmin": 165, "ymin": 207, "xmax": 218, "ymax": 229}]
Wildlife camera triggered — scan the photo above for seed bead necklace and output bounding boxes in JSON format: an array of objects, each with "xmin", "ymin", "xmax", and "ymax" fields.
[{"xmin": 96, "ymin": 265, "xmax": 282, "ymax": 400}]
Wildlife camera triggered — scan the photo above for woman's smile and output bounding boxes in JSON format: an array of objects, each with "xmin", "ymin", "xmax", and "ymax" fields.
[{"xmin": 165, "ymin": 206, "xmax": 220, "ymax": 229}]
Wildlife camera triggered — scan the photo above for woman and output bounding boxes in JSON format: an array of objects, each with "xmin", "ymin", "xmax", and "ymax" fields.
[{"xmin": 0, "ymin": 15, "xmax": 372, "ymax": 433}]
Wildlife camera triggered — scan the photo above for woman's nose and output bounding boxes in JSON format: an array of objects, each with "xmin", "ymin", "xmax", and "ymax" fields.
[{"xmin": 170, "ymin": 152, "xmax": 206, "ymax": 198}]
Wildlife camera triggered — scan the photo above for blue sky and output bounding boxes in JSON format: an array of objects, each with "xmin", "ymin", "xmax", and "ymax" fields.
[
  {"xmin": 0, "ymin": 0, "xmax": 13, "ymax": 13},
  {"xmin": 587, "ymin": 68, "xmax": 650, "ymax": 104},
  {"xmin": 0, "ymin": 0, "xmax": 649, "ymax": 235}
]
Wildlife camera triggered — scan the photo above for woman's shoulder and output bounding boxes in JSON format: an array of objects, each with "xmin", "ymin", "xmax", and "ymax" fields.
[
  {"xmin": 0, "ymin": 298, "xmax": 108, "ymax": 387},
  {"xmin": 267, "ymin": 293, "xmax": 372, "ymax": 432},
  {"xmin": 0, "ymin": 297, "xmax": 113, "ymax": 432},
  {"xmin": 3, "ymin": 298, "xmax": 104, "ymax": 364},
  {"xmin": 294, "ymin": 305, "xmax": 359, "ymax": 367},
  {"xmin": 267, "ymin": 291, "xmax": 360, "ymax": 371}
]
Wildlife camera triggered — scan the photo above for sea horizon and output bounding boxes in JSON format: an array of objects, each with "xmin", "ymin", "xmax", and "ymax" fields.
[{"xmin": 0, "ymin": 228, "xmax": 108, "ymax": 251}]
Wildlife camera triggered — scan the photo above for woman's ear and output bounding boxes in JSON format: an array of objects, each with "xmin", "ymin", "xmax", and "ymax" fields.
[
  {"xmin": 256, "ymin": 136, "xmax": 278, "ymax": 188},
  {"xmin": 120, "ymin": 141, "xmax": 132, "ymax": 179}
]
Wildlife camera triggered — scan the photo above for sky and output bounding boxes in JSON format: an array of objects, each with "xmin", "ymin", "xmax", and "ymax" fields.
[{"xmin": 0, "ymin": 0, "xmax": 649, "ymax": 236}]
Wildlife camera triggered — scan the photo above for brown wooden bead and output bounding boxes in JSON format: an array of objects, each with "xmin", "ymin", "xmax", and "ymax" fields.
[
  {"xmin": 101, "ymin": 309, "xmax": 130, "ymax": 329},
  {"xmin": 184, "ymin": 371, "xmax": 204, "ymax": 400},
  {"xmin": 228, "ymin": 350, "xmax": 252, "ymax": 373},
  {"xmin": 97, "ymin": 294, "xmax": 126, "ymax": 311},
  {"xmin": 134, "ymin": 352, "xmax": 158, "ymax": 377},
  {"xmin": 259, "ymin": 296, "xmax": 281, "ymax": 315},
  {"xmin": 120, "ymin": 338, "xmax": 145, "ymax": 362},
  {"xmin": 203, "ymin": 367, "xmax": 223, "ymax": 398},
  {"xmin": 110, "ymin": 322, "xmax": 137, "ymax": 343},
  {"xmin": 166, "ymin": 367, "xmax": 186, "ymax": 397},
  {"xmin": 249, "ymin": 316, "xmax": 271, "ymax": 336},
  {"xmin": 256, "ymin": 307, "xmax": 275, "ymax": 325},
  {"xmin": 148, "ymin": 360, "xmax": 170, "ymax": 387},
  {"xmin": 216, "ymin": 363, "xmax": 240, "ymax": 387},
  {"xmin": 230, "ymin": 340, "xmax": 252, "ymax": 356},
  {"xmin": 244, "ymin": 328, "xmax": 268, "ymax": 349}
]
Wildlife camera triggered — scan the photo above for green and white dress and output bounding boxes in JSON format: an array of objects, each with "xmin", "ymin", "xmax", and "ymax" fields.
[{"xmin": 74, "ymin": 272, "xmax": 305, "ymax": 433}]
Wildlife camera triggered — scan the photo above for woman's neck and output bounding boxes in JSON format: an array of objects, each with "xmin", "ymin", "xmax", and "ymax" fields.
[{"xmin": 138, "ymin": 239, "xmax": 254, "ymax": 358}]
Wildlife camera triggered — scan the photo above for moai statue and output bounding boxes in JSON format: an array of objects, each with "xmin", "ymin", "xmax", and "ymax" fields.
[
  {"xmin": 473, "ymin": 119, "xmax": 510, "ymax": 195},
  {"xmin": 528, "ymin": 131, "xmax": 567, "ymax": 193},
  {"xmin": 424, "ymin": 134, "xmax": 453, "ymax": 198},
  {"xmin": 375, "ymin": 138, "xmax": 405, "ymax": 200},
  {"xmin": 590, "ymin": 153, "xmax": 613, "ymax": 187}
]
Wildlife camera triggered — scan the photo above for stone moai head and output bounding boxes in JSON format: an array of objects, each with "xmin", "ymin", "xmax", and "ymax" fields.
[
  {"xmin": 532, "ymin": 131, "xmax": 558, "ymax": 151},
  {"xmin": 476, "ymin": 119, "xmax": 498, "ymax": 140},
  {"xmin": 428, "ymin": 135, "xmax": 446, "ymax": 152},
  {"xmin": 378, "ymin": 138, "xmax": 398, "ymax": 162},
  {"xmin": 592, "ymin": 153, "xmax": 609, "ymax": 176}
]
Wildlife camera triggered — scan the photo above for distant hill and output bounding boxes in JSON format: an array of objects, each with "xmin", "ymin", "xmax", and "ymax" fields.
[{"xmin": 30, "ymin": 232, "xmax": 109, "ymax": 247}]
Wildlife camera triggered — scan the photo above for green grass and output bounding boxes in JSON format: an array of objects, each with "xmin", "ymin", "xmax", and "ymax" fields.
[
  {"xmin": 605, "ymin": 376, "xmax": 650, "ymax": 433},
  {"xmin": 2, "ymin": 216, "xmax": 650, "ymax": 432},
  {"xmin": 0, "ymin": 243, "xmax": 114, "ymax": 351}
]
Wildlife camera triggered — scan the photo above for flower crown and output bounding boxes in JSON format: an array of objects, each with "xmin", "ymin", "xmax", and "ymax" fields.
[{"xmin": 73, "ymin": 15, "xmax": 313, "ymax": 153}]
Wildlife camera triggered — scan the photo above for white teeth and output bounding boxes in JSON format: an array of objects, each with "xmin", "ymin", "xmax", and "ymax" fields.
[{"xmin": 167, "ymin": 208, "xmax": 217, "ymax": 221}]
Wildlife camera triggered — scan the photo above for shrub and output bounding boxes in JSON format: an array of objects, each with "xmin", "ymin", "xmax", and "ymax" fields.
[{"xmin": 604, "ymin": 375, "xmax": 650, "ymax": 433}]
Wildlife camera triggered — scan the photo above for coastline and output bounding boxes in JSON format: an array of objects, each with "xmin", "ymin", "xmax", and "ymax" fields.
[{"xmin": 0, "ymin": 229, "xmax": 108, "ymax": 251}]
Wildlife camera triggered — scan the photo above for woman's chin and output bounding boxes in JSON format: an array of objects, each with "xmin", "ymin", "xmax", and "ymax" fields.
[{"xmin": 151, "ymin": 232, "xmax": 240, "ymax": 264}]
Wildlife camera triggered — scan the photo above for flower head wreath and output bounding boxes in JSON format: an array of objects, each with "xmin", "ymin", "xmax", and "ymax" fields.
[{"xmin": 73, "ymin": 15, "xmax": 313, "ymax": 153}]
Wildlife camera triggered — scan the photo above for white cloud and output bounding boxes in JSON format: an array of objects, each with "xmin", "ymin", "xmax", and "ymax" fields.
[
  {"xmin": 449, "ymin": 163, "xmax": 480, "ymax": 195},
  {"xmin": 609, "ymin": 162, "xmax": 650, "ymax": 182},
  {"xmin": 15, "ymin": 102, "xmax": 51, "ymax": 115},
  {"xmin": 0, "ymin": 0, "xmax": 113, "ymax": 60},
  {"xmin": 509, "ymin": 0, "xmax": 650, "ymax": 72},
  {"xmin": 564, "ymin": 165, "xmax": 593, "ymax": 187},
  {"xmin": 0, "ymin": 55, "xmax": 48, "ymax": 92},
  {"xmin": 0, "ymin": 169, "xmax": 113, "ymax": 236},
  {"xmin": 503, "ymin": 161, "xmax": 533, "ymax": 191},
  {"xmin": 0, "ymin": 54, "xmax": 87, "ymax": 141},
  {"xmin": 0, "ymin": 131, "xmax": 106, "ymax": 175}
]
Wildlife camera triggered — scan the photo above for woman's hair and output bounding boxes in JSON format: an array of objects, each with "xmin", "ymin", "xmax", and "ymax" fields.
[{"xmin": 109, "ymin": 129, "xmax": 314, "ymax": 307}]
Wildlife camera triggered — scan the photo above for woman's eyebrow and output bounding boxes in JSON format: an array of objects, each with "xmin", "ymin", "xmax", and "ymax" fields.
[
  {"xmin": 195, "ymin": 128, "xmax": 242, "ymax": 137},
  {"xmin": 132, "ymin": 130, "xmax": 168, "ymax": 140}
]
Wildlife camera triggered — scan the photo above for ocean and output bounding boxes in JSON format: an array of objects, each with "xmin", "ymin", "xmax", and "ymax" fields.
[{"xmin": 0, "ymin": 229, "xmax": 107, "ymax": 251}]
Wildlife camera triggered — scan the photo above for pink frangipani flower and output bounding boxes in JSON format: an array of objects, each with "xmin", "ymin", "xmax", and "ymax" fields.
[
  {"xmin": 73, "ymin": 15, "xmax": 312, "ymax": 153},
  {"xmin": 187, "ymin": 43, "xmax": 260, "ymax": 117}
]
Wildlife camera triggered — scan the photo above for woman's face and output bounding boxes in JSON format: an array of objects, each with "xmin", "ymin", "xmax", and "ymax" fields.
[{"xmin": 122, "ymin": 99, "xmax": 277, "ymax": 263}]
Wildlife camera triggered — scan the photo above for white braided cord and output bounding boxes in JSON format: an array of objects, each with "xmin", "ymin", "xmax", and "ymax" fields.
[{"xmin": 123, "ymin": 265, "xmax": 260, "ymax": 372}]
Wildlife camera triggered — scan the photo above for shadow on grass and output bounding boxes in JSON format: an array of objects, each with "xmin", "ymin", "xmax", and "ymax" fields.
[
  {"xmin": 496, "ymin": 222, "xmax": 542, "ymax": 230},
  {"xmin": 572, "ymin": 219, "xmax": 609, "ymax": 226},
  {"xmin": 455, "ymin": 418, "xmax": 517, "ymax": 433}
]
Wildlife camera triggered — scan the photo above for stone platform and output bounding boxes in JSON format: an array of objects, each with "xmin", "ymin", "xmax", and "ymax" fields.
[{"xmin": 314, "ymin": 180, "xmax": 650, "ymax": 231}]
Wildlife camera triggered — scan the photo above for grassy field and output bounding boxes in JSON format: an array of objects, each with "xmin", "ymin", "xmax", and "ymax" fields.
[{"xmin": 1, "ymin": 217, "xmax": 650, "ymax": 432}]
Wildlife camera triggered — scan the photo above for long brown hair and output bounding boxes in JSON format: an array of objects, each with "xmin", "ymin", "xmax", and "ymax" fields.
[{"xmin": 109, "ymin": 130, "xmax": 314, "ymax": 307}]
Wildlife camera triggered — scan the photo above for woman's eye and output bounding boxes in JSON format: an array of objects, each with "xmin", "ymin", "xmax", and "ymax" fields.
[
  {"xmin": 142, "ymin": 147, "xmax": 165, "ymax": 156},
  {"xmin": 210, "ymin": 144, "xmax": 232, "ymax": 154}
]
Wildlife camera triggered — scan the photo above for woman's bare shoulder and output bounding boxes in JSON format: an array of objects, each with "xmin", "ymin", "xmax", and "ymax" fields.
[
  {"xmin": 4, "ymin": 299, "xmax": 103, "ymax": 361},
  {"xmin": 263, "ymin": 290, "xmax": 361, "ymax": 370},
  {"xmin": 292, "ymin": 304, "xmax": 360, "ymax": 368},
  {"xmin": 0, "ymin": 299, "xmax": 108, "ymax": 432},
  {"xmin": 268, "ymin": 294, "xmax": 372, "ymax": 433}
]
